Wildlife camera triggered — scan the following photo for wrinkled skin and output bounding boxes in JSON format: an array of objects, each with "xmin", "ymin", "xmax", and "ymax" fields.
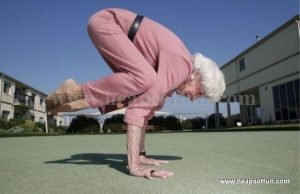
[
  {"xmin": 46, "ymin": 74, "xmax": 204, "ymax": 179},
  {"xmin": 127, "ymin": 124, "xmax": 174, "ymax": 179},
  {"xmin": 176, "ymin": 72, "xmax": 205, "ymax": 101}
]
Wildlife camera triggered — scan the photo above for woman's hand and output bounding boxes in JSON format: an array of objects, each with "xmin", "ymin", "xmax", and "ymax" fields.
[
  {"xmin": 127, "ymin": 124, "xmax": 174, "ymax": 179},
  {"xmin": 130, "ymin": 165, "xmax": 174, "ymax": 179},
  {"xmin": 139, "ymin": 155, "xmax": 169, "ymax": 166}
]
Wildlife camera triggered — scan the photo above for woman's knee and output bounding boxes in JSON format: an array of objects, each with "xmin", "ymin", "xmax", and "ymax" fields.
[
  {"xmin": 87, "ymin": 13, "xmax": 100, "ymax": 36},
  {"xmin": 87, "ymin": 10, "xmax": 109, "ymax": 36}
]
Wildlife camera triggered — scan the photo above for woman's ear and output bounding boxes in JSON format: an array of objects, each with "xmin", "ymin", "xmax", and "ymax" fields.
[{"xmin": 190, "ymin": 74, "xmax": 195, "ymax": 80}]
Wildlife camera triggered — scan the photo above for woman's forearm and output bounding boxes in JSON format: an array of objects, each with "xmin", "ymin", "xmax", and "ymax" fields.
[
  {"xmin": 127, "ymin": 124, "xmax": 142, "ymax": 172},
  {"xmin": 126, "ymin": 123, "xmax": 173, "ymax": 179},
  {"xmin": 139, "ymin": 122, "xmax": 147, "ymax": 153}
]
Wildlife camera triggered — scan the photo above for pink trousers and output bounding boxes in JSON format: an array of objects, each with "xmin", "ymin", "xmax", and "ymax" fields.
[{"xmin": 81, "ymin": 10, "xmax": 156, "ymax": 112}]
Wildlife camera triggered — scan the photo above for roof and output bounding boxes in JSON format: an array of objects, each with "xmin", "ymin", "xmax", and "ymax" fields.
[
  {"xmin": 0, "ymin": 71, "xmax": 48, "ymax": 96},
  {"xmin": 220, "ymin": 14, "xmax": 300, "ymax": 70}
]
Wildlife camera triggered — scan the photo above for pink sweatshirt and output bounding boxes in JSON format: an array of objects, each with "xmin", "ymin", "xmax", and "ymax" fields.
[{"xmin": 82, "ymin": 8, "xmax": 193, "ymax": 127}]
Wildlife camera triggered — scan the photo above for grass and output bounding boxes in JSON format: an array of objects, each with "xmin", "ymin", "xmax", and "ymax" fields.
[{"xmin": 0, "ymin": 130, "xmax": 299, "ymax": 194}]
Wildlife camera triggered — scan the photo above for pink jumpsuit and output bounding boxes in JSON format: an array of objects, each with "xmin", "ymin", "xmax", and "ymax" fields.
[{"xmin": 81, "ymin": 8, "xmax": 193, "ymax": 128}]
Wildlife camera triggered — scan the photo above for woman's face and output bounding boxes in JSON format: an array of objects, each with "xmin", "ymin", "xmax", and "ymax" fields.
[{"xmin": 176, "ymin": 77, "xmax": 205, "ymax": 101}]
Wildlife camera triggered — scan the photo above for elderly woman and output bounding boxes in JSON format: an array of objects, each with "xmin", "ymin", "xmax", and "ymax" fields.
[{"xmin": 47, "ymin": 8, "xmax": 225, "ymax": 180}]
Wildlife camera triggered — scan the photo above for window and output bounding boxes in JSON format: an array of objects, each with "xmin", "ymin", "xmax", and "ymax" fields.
[
  {"xmin": 3, "ymin": 82, "xmax": 12, "ymax": 95},
  {"xmin": 273, "ymin": 86, "xmax": 281, "ymax": 120},
  {"xmin": 272, "ymin": 79, "xmax": 300, "ymax": 121},
  {"xmin": 2, "ymin": 111, "xmax": 10, "ymax": 121},
  {"xmin": 39, "ymin": 117, "xmax": 44, "ymax": 123},
  {"xmin": 40, "ymin": 98, "xmax": 45, "ymax": 106},
  {"xmin": 31, "ymin": 94, "xmax": 36, "ymax": 105},
  {"xmin": 279, "ymin": 84, "xmax": 288, "ymax": 120},
  {"xmin": 287, "ymin": 81, "xmax": 297, "ymax": 120},
  {"xmin": 14, "ymin": 113, "xmax": 22, "ymax": 120},
  {"xmin": 239, "ymin": 58, "xmax": 245, "ymax": 72},
  {"xmin": 294, "ymin": 79, "xmax": 300, "ymax": 119}
]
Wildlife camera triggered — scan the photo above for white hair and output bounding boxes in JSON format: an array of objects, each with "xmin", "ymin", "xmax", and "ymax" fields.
[{"xmin": 192, "ymin": 53, "xmax": 225, "ymax": 102}]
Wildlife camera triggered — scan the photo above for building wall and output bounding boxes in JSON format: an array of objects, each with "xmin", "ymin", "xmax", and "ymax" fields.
[
  {"xmin": 259, "ymin": 74, "xmax": 300, "ymax": 123},
  {"xmin": 23, "ymin": 89, "xmax": 47, "ymax": 122},
  {"xmin": 34, "ymin": 95, "xmax": 51, "ymax": 124},
  {"xmin": 52, "ymin": 116, "xmax": 64, "ymax": 126},
  {"xmin": 0, "ymin": 103, "xmax": 14, "ymax": 120},
  {"xmin": 240, "ymin": 54, "xmax": 299, "ymax": 92},
  {"xmin": 35, "ymin": 95, "xmax": 46, "ymax": 113},
  {"xmin": 239, "ymin": 22, "xmax": 299, "ymax": 80},
  {"xmin": 221, "ymin": 16, "xmax": 299, "ymax": 125},
  {"xmin": 0, "ymin": 73, "xmax": 63, "ymax": 126},
  {"xmin": 223, "ymin": 20, "xmax": 299, "ymax": 96},
  {"xmin": 0, "ymin": 78, "xmax": 16, "ymax": 120},
  {"xmin": 222, "ymin": 61, "xmax": 239, "ymax": 96}
]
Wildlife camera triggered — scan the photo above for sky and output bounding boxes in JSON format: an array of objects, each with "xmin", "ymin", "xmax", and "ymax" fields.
[{"xmin": 0, "ymin": 0, "xmax": 298, "ymax": 117}]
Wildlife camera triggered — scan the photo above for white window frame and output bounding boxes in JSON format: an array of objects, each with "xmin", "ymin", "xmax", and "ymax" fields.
[{"xmin": 3, "ymin": 81, "xmax": 12, "ymax": 95}]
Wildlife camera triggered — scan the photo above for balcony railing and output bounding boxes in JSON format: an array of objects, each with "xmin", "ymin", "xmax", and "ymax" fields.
[{"xmin": 14, "ymin": 92, "xmax": 34, "ymax": 108}]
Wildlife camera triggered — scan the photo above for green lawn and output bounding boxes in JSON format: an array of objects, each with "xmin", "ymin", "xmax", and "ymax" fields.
[{"xmin": 0, "ymin": 131, "xmax": 299, "ymax": 194}]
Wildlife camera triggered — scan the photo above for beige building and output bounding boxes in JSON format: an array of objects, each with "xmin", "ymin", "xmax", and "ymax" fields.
[
  {"xmin": 220, "ymin": 15, "xmax": 299, "ymax": 126},
  {"xmin": 0, "ymin": 72, "xmax": 63, "ymax": 126}
]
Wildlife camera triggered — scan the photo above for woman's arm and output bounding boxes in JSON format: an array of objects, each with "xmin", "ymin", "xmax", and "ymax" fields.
[
  {"xmin": 126, "ymin": 124, "xmax": 173, "ymax": 179},
  {"xmin": 138, "ymin": 121, "xmax": 169, "ymax": 166}
]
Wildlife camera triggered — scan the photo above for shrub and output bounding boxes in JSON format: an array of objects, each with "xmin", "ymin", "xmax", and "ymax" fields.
[
  {"xmin": 149, "ymin": 115, "xmax": 181, "ymax": 130},
  {"xmin": 21, "ymin": 120, "xmax": 35, "ymax": 132},
  {"xmin": 34, "ymin": 122, "xmax": 46, "ymax": 130},
  {"xmin": 182, "ymin": 120, "xmax": 193, "ymax": 129},
  {"xmin": 0, "ymin": 119, "xmax": 10, "ymax": 129},
  {"xmin": 82, "ymin": 124, "xmax": 100, "ymax": 133},
  {"xmin": 47, "ymin": 123, "xmax": 62, "ymax": 133},
  {"xmin": 103, "ymin": 123, "xmax": 124, "ymax": 133},
  {"xmin": 9, "ymin": 119, "xmax": 26, "ymax": 126},
  {"xmin": 154, "ymin": 125, "xmax": 167, "ymax": 131}
]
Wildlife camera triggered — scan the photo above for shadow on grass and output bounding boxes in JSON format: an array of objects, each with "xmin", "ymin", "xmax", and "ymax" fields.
[{"xmin": 45, "ymin": 153, "xmax": 182, "ymax": 175}]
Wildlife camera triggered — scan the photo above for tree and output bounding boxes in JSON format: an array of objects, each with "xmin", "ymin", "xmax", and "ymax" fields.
[
  {"xmin": 191, "ymin": 117, "xmax": 206, "ymax": 129},
  {"xmin": 164, "ymin": 115, "xmax": 181, "ymax": 130},
  {"xmin": 149, "ymin": 115, "xmax": 181, "ymax": 130},
  {"xmin": 149, "ymin": 116, "xmax": 165, "ymax": 130},
  {"xmin": 67, "ymin": 115, "xmax": 99, "ymax": 133},
  {"xmin": 182, "ymin": 119, "xmax": 193, "ymax": 129},
  {"xmin": 104, "ymin": 114, "xmax": 124, "ymax": 125},
  {"xmin": 102, "ymin": 114, "xmax": 125, "ymax": 133},
  {"xmin": 207, "ymin": 113, "xmax": 226, "ymax": 128}
]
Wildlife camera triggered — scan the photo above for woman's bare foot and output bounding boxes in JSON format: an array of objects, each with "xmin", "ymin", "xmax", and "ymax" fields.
[
  {"xmin": 48, "ymin": 99, "xmax": 91, "ymax": 115},
  {"xmin": 46, "ymin": 79, "xmax": 77, "ymax": 109}
]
